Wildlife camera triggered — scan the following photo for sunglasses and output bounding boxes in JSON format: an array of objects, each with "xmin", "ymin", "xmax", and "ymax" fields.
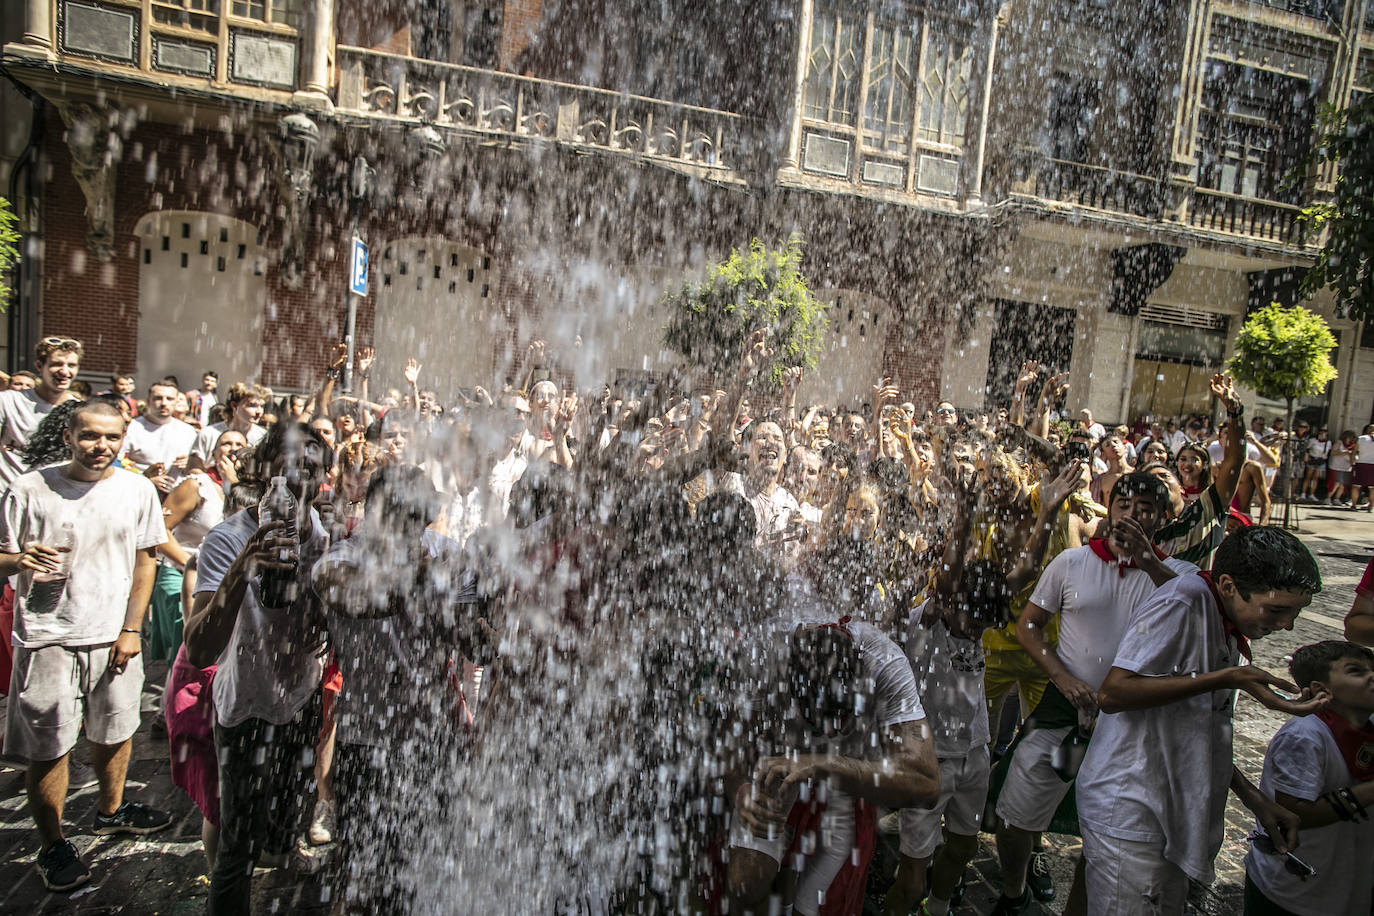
[
  {"xmin": 936, "ymin": 407, "xmax": 957, "ymax": 415},
  {"xmin": 1249, "ymin": 833, "xmax": 1315, "ymax": 880}
]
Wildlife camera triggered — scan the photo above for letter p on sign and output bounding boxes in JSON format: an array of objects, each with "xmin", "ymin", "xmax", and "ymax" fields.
[{"xmin": 349, "ymin": 238, "xmax": 368, "ymax": 296}]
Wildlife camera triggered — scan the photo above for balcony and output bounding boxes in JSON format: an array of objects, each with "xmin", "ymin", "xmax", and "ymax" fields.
[
  {"xmin": 1010, "ymin": 153, "xmax": 1166, "ymax": 220},
  {"xmin": 334, "ymin": 47, "xmax": 746, "ymax": 177},
  {"xmin": 1186, "ymin": 187, "xmax": 1309, "ymax": 246}
]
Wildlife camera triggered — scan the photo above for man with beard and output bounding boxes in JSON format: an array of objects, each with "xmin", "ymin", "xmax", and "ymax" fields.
[
  {"xmin": 184, "ymin": 422, "xmax": 335, "ymax": 915},
  {"xmin": 0, "ymin": 400, "xmax": 170, "ymax": 891}
]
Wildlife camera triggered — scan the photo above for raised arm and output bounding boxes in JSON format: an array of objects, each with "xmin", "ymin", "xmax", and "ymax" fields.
[
  {"xmin": 301, "ymin": 342, "xmax": 347, "ymax": 422},
  {"xmin": 1210, "ymin": 374, "xmax": 1247, "ymax": 504},
  {"xmin": 1007, "ymin": 460, "xmax": 1083, "ymax": 594}
]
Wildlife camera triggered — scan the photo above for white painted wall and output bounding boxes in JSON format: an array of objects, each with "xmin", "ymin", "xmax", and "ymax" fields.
[{"xmin": 135, "ymin": 211, "xmax": 266, "ymax": 386}]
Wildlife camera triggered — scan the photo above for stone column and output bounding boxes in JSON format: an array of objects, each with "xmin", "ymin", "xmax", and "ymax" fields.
[
  {"xmin": 294, "ymin": 0, "xmax": 336, "ymax": 109},
  {"xmin": 960, "ymin": 2, "xmax": 1005, "ymax": 205},
  {"xmin": 12, "ymin": 0, "xmax": 56, "ymax": 59},
  {"xmin": 782, "ymin": 0, "xmax": 815, "ymax": 171}
]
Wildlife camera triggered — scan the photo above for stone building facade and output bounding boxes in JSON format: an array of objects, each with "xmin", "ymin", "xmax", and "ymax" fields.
[{"xmin": 2, "ymin": 0, "xmax": 1372, "ymax": 428}]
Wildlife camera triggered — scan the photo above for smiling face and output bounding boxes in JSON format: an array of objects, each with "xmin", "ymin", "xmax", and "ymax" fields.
[
  {"xmin": 64, "ymin": 410, "xmax": 127, "ymax": 475},
  {"xmin": 40, "ymin": 351, "xmax": 80, "ymax": 396},
  {"xmin": 1216, "ymin": 575, "xmax": 1310, "ymax": 639},
  {"xmin": 1142, "ymin": 441, "xmax": 1171, "ymax": 466},
  {"xmin": 748, "ymin": 421, "xmax": 786, "ymax": 481},
  {"xmin": 842, "ymin": 487, "xmax": 880, "ymax": 539},
  {"xmin": 1146, "ymin": 465, "xmax": 1184, "ymax": 517},
  {"xmin": 1176, "ymin": 446, "xmax": 1205, "ymax": 486}
]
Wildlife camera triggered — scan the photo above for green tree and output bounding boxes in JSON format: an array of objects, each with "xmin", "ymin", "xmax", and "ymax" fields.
[
  {"xmin": 1298, "ymin": 86, "xmax": 1373, "ymax": 320},
  {"xmin": 0, "ymin": 197, "xmax": 19, "ymax": 311},
  {"xmin": 1228, "ymin": 302, "xmax": 1338, "ymax": 527},
  {"xmin": 661, "ymin": 235, "xmax": 827, "ymax": 388}
]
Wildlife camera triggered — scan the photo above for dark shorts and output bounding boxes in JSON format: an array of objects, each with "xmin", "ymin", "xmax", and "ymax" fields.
[{"xmin": 1354, "ymin": 463, "xmax": 1374, "ymax": 488}]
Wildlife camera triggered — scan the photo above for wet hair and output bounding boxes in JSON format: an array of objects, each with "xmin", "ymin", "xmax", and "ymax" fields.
[
  {"xmin": 820, "ymin": 441, "xmax": 857, "ymax": 472},
  {"xmin": 1108, "ymin": 471, "xmax": 1171, "ymax": 511},
  {"xmin": 1174, "ymin": 442, "xmax": 1212, "ymax": 489},
  {"xmin": 22, "ymin": 400, "xmax": 84, "ymax": 468},
  {"xmin": 253, "ymin": 420, "xmax": 334, "ymax": 475},
  {"xmin": 788, "ymin": 623, "xmax": 865, "ymax": 735},
  {"xmin": 225, "ymin": 382, "xmax": 269, "ymax": 409},
  {"xmin": 1289, "ymin": 640, "xmax": 1374, "ymax": 689},
  {"xmin": 67, "ymin": 398, "xmax": 126, "ymax": 432},
  {"xmin": 868, "ymin": 457, "xmax": 908, "ymax": 495},
  {"xmin": 364, "ymin": 464, "xmax": 442, "ymax": 528},
  {"xmin": 1213, "ymin": 526, "xmax": 1321, "ymax": 599},
  {"xmin": 337, "ymin": 439, "xmax": 381, "ymax": 474},
  {"xmin": 956, "ymin": 559, "xmax": 1013, "ymax": 628},
  {"xmin": 695, "ymin": 490, "xmax": 758, "ymax": 550}
]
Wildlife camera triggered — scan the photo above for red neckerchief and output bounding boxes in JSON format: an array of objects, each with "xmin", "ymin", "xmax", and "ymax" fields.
[
  {"xmin": 814, "ymin": 615, "xmax": 854, "ymax": 637},
  {"xmin": 1316, "ymin": 709, "xmax": 1374, "ymax": 782},
  {"xmin": 1087, "ymin": 537, "xmax": 1167, "ymax": 578},
  {"xmin": 205, "ymin": 468, "xmax": 222, "ymax": 486},
  {"xmin": 1198, "ymin": 570, "xmax": 1251, "ymax": 661},
  {"xmin": 1183, "ymin": 484, "xmax": 1205, "ymax": 497}
]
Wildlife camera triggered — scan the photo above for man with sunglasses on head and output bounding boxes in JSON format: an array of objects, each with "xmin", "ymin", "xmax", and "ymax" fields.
[{"xmin": 0, "ymin": 337, "xmax": 83, "ymax": 492}]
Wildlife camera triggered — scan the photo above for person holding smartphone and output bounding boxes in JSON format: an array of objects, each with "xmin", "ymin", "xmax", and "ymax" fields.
[{"xmin": 1242, "ymin": 640, "xmax": 1374, "ymax": 915}]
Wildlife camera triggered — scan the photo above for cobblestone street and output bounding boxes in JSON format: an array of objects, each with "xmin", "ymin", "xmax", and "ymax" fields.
[{"xmin": 1, "ymin": 506, "xmax": 1368, "ymax": 915}]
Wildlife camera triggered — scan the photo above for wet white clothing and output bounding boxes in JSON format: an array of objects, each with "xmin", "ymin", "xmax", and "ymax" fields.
[
  {"xmin": 1075, "ymin": 572, "xmax": 1242, "ymax": 884},
  {"xmin": 0, "ymin": 467, "xmax": 165, "ymax": 647},
  {"xmin": 1244, "ymin": 714, "xmax": 1374, "ymax": 915},
  {"xmin": 0, "ymin": 389, "xmax": 64, "ymax": 489},
  {"xmin": 170, "ymin": 471, "xmax": 226, "ymax": 556},
  {"xmin": 195, "ymin": 507, "xmax": 328, "ymax": 727},
  {"xmin": 122, "ymin": 415, "xmax": 197, "ymax": 471},
  {"xmin": 904, "ymin": 603, "xmax": 988, "ymax": 756}
]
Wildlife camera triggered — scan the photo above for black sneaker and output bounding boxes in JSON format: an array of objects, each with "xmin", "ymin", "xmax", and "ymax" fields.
[
  {"xmin": 1028, "ymin": 849, "xmax": 1055, "ymax": 901},
  {"xmin": 949, "ymin": 872, "xmax": 967, "ymax": 907},
  {"xmin": 989, "ymin": 887, "xmax": 1032, "ymax": 916},
  {"xmin": 36, "ymin": 839, "xmax": 91, "ymax": 891},
  {"xmin": 93, "ymin": 801, "xmax": 173, "ymax": 836}
]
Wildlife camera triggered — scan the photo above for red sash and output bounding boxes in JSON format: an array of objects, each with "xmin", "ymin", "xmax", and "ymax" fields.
[
  {"xmin": 1087, "ymin": 537, "xmax": 1167, "ymax": 578},
  {"xmin": 1198, "ymin": 571, "xmax": 1251, "ymax": 661},
  {"xmin": 1317, "ymin": 709, "xmax": 1374, "ymax": 782}
]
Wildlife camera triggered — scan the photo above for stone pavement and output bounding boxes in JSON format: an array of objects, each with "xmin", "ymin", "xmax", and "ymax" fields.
[{"xmin": 0, "ymin": 504, "xmax": 1368, "ymax": 915}]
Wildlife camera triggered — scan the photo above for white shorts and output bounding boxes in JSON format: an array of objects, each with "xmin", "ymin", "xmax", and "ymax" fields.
[
  {"xmin": 994, "ymin": 725, "xmax": 1075, "ymax": 832},
  {"xmin": 1081, "ymin": 822, "xmax": 1188, "ymax": 916},
  {"xmin": 729, "ymin": 782, "xmax": 856, "ymax": 916},
  {"xmin": 898, "ymin": 748, "xmax": 991, "ymax": 859},
  {"xmin": 4, "ymin": 643, "xmax": 144, "ymax": 762}
]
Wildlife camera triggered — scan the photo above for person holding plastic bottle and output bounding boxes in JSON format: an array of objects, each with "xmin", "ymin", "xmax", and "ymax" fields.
[
  {"xmin": 183, "ymin": 421, "xmax": 334, "ymax": 915},
  {"xmin": 0, "ymin": 399, "xmax": 170, "ymax": 892}
]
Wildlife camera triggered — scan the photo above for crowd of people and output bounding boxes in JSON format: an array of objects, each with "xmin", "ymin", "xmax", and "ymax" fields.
[{"xmin": 0, "ymin": 332, "xmax": 1371, "ymax": 916}]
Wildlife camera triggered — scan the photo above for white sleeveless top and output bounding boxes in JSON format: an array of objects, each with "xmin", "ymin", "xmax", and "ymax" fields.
[{"xmin": 172, "ymin": 471, "xmax": 226, "ymax": 555}]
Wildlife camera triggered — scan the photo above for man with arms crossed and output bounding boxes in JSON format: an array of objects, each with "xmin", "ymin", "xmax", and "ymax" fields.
[{"xmin": 0, "ymin": 400, "xmax": 171, "ymax": 891}]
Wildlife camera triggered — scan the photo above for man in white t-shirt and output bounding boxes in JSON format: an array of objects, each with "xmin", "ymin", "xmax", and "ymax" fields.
[
  {"xmin": 186, "ymin": 382, "xmax": 267, "ymax": 471},
  {"xmin": 184, "ymin": 421, "xmax": 334, "ymax": 914},
  {"xmin": 728, "ymin": 608, "xmax": 940, "ymax": 916},
  {"xmin": 718, "ymin": 420, "xmax": 802, "ymax": 555},
  {"xmin": 187, "ymin": 371, "xmax": 219, "ymax": 428},
  {"xmin": 1077, "ymin": 408, "xmax": 1106, "ymax": 443},
  {"xmin": 0, "ymin": 399, "xmax": 170, "ymax": 891},
  {"xmin": 1076, "ymin": 527, "xmax": 1324, "ymax": 915},
  {"xmin": 989, "ymin": 471, "xmax": 1193, "ymax": 915},
  {"xmin": 121, "ymin": 378, "xmax": 198, "ymax": 481},
  {"xmin": 0, "ymin": 337, "xmax": 83, "ymax": 490}
]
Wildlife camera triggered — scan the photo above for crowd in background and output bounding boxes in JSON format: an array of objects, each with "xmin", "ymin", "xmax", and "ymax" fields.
[{"xmin": 0, "ymin": 332, "xmax": 1371, "ymax": 916}]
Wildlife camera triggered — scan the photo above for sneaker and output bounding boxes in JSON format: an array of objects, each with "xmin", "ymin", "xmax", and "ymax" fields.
[
  {"xmin": 950, "ymin": 873, "xmax": 967, "ymax": 907},
  {"xmin": 990, "ymin": 887, "xmax": 1033, "ymax": 916},
  {"xmin": 308, "ymin": 798, "xmax": 335, "ymax": 846},
  {"xmin": 92, "ymin": 801, "xmax": 173, "ymax": 836},
  {"xmin": 1028, "ymin": 849, "xmax": 1055, "ymax": 901},
  {"xmin": 36, "ymin": 839, "xmax": 91, "ymax": 892}
]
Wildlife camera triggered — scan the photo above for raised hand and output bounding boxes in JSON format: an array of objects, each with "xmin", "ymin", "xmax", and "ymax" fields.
[
  {"xmin": 357, "ymin": 346, "xmax": 375, "ymax": 377},
  {"xmin": 1042, "ymin": 459, "xmax": 1084, "ymax": 509},
  {"xmin": 1041, "ymin": 371, "xmax": 1071, "ymax": 406},
  {"xmin": 526, "ymin": 339, "xmax": 548, "ymax": 366},
  {"xmin": 739, "ymin": 328, "xmax": 774, "ymax": 380},
  {"xmin": 782, "ymin": 365, "xmax": 804, "ymax": 392},
  {"xmin": 403, "ymin": 358, "xmax": 421, "ymax": 386},
  {"xmin": 329, "ymin": 341, "xmax": 348, "ymax": 371},
  {"xmin": 1210, "ymin": 373, "xmax": 1241, "ymax": 413},
  {"xmin": 872, "ymin": 376, "xmax": 901, "ymax": 404},
  {"xmin": 1015, "ymin": 360, "xmax": 1041, "ymax": 394}
]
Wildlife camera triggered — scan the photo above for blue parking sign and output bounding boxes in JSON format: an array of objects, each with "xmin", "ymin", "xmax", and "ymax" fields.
[{"xmin": 349, "ymin": 238, "xmax": 368, "ymax": 296}]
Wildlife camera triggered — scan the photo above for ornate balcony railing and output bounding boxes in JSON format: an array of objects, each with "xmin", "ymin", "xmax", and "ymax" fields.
[
  {"xmin": 336, "ymin": 46, "xmax": 744, "ymax": 173},
  {"xmin": 1186, "ymin": 188, "xmax": 1309, "ymax": 246},
  {"xmin": 1024, "ymin": 155, "xmax": 1165, "ymax": 219}
]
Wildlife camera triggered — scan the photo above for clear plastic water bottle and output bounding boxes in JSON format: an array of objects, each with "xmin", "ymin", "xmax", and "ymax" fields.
[
  {"xmin": 257, "ymin": 476, "xmax": 299, "ymax": 608},
  {"xmin": 32, "ymin": 521, "xmax": 76, "ymax": 583}
]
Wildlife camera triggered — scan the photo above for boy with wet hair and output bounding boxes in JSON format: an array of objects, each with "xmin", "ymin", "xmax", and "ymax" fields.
[
  {"xmin": 1242, "ymin": 640, "xmax": 1374, "ymax": 915},
  {"xmin": 1076, "ymin": 527, "xmax": 1326, "ymax": 916}
]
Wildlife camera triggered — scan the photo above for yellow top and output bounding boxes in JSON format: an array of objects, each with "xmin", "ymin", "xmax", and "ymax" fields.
[{"xmin": 980, "ymin": 485, "xmax": 1107, "ymax": 652}]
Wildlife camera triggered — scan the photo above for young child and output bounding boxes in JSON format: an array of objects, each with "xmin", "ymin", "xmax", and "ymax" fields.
[
  {"xmin": 1074, "ymin": 526, "xmax": 1326, "ymax": 916},
  {"xmin": 1243, "ymin": 640, "xmax": 1374, "ymax": 915}
]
